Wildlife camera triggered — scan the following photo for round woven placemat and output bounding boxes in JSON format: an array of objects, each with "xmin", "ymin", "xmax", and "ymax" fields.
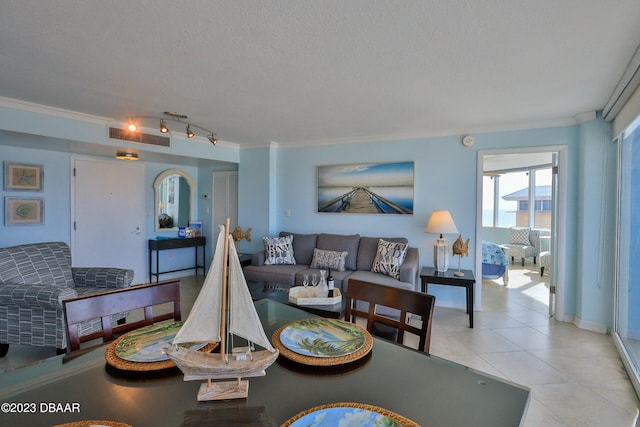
[
  {"xmin": 272, "ymin": 318, "xmax": 373, "ymax": 366},
  {"xmin": 105, "ymin": 328, "xmax": 218, "ymax": 372},
  {"xmin": 281, "ymin": 402, "xmax": 419, "ymax": 427},
  {"xmin": 52, "ymin": 421, "xmax": 132, "ymax": 427}
]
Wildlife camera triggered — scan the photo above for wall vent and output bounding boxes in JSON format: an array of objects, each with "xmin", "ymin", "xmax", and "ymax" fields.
[{"xmin": 108, "ymin": 127, "xmax": 170, "ymax": 147}]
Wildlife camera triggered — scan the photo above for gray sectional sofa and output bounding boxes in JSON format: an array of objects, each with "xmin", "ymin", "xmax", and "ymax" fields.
[{"xmin": 242, "ymin": 231, "xmax": 419, "ymax": 293}]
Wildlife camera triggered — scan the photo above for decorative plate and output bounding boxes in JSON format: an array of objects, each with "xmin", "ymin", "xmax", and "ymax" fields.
[
  {"xmin": 115, "ymin": 321, "xmax": 206, "ymax": 362},
  {"xmin": 279, "ymin": 318, "xmax": 365, "ymax": 357},
  {"xmin": 282, "ymin": 402, "xmax": 419, "ymax": 427},
  {"xmin": 273, "ymin": 319, "xmax": 373, "ymax": 366},
  {"xmin": 52, "ymin": 421, "xmax": 132, "ymax": 427}
]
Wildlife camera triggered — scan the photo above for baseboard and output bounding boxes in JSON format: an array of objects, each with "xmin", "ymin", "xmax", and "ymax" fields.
[{"xmin": 573, "ymin": 316, "xmax": 609, "ymax": 335}]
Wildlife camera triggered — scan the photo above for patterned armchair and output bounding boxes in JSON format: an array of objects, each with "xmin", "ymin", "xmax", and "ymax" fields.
[
  {"xmin": 0, "ymin": 242, "xmax": 134, "ymax": 356},
  {"xmin": 501, "ymin": 227, "xmax": 540, "ymax": 267}
]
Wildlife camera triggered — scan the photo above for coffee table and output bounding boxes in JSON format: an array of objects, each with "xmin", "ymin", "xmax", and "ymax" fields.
[{"xmin": 246, "ymin": 280, "xmax": 345, "ymax": 319}]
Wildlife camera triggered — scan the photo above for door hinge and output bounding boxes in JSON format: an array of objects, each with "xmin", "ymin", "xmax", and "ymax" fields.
[
  {"xmin": 550, "ymin": 285, "xmax": 556, "ymax": 294},
  {"xmin": 552, "ymin": 166, "xmax": 559, "ymax": 175},
  {"xmin": 73, "ymin": 221, "xmax": 76, "ymax": 231},
  {"xmin": 73, "ymin": 167, "xmax": 76, "ymax": 177}
]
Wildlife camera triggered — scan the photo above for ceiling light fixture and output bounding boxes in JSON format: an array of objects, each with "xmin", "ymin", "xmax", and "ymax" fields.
[
  {"xmin": 125, "ymin": 112, "xmax": 218, "ymax": 145},
  {"xmin": 115, "ymin": 151, "xmax": 139, "ymax": 161}
]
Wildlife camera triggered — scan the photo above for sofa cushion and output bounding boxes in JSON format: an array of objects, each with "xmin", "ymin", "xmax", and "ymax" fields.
[
  {"xmin": 243, "ymin": 264, "xmax": 307, "ymax": 284},
  {"xmin": 357, "ymin": 236, "xmax": 408, "ymax": 271},
  {"xmin": 371, "ymin": 239, "xmax": 408, "ymax": 279},
  {"xmin": 309, "ymin": 248, "xmax": 348, "ymax": 272},
  {"xmin": 316, "ymin": 233, "xmax": 360, "ymax": 271},
  {"xmin": 279, "ymin": 232, "xmax": 318, "ymax": 265},
  {"xmin": 262, "ymin": 235, "xmax": 296, "ymax": 265},
  {"xmin": 510, "ymin": 227, "xmax": 531, "ymax": 245}
]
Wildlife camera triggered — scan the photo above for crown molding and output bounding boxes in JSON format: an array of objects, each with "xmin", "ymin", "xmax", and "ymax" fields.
[
  {"xmin": 0, "ymin": 96, "xmax": 109, "ymax": 124},
  {"xmin": 269, "ymin": 116, "xmax": 582, "ymax": 148}
]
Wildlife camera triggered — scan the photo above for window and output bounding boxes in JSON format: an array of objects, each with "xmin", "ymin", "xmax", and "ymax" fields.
[
  {"xmin": 614, "ymin": 115, "xmax": 640, "ymax": 394},
  {"xmin": 482, "ymin": 167, "xmax": 552, "ymax": 229}
]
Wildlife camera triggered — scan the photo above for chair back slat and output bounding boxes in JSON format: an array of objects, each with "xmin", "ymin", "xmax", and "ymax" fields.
[
  {"xmin": 63, "ymin": 280, "xmax": 181, "ymax": 356},
  {"xmin": 345, "ymin": 279, "xmax": 435, "ymax": 353}
]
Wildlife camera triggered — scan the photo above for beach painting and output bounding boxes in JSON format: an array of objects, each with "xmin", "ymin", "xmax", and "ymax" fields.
[{"xmin": 317, "ymin": 162, "xmax": 414, "ymax": 214}]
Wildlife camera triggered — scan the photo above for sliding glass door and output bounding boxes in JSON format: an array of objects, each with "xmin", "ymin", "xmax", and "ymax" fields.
[{"xmin": 614, "ymin": 115, "xmax": 640, "ymax": 395}]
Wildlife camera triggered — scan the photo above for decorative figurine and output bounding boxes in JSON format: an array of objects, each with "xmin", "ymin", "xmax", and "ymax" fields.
[{"xmin": 452, "ymin": 235, "xmax": 470, "ymax": 277}]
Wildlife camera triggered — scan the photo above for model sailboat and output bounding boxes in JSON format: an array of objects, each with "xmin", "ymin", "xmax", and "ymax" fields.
[{"xmin": 166, "ymin": 219, "xmax": 279, "ymax": 401}]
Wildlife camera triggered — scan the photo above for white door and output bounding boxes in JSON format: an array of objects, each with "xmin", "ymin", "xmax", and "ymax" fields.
[{"xmin": 71, "ymin": 158, "xmax": 146, "ymax": 284}]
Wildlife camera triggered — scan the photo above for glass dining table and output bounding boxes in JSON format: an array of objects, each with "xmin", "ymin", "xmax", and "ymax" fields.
[{"xmin": 0, "ymin": 299, "xmax": 530, "ymax": 426}]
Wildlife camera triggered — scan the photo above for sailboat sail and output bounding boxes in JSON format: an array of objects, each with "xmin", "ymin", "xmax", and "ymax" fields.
[
  {"xmin": 172, "ymin": 225, "xmax": 226, "ymax": 345},
  {"xmin": 228, "ymin": 240, "xmax": 275, "ymax": 352}
]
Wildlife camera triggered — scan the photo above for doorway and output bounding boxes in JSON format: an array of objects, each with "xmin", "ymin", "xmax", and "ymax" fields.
[
  {"xmin": 71, "ymin": 157, "xmax": 146, "ymax": 283},
  {"xmin": 475, "ymin": 146, "xmax": 567, "ymax": 321}
]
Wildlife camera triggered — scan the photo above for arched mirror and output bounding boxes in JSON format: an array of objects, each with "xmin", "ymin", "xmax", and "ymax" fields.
[{"xmin": 154, "ymin": 169, "xmax": 195, "ymax": 232}]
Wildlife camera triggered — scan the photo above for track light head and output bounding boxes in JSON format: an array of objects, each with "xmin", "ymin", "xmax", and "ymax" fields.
[
  {"xmin": 186, "ymin": 125, "xmax": 195, "ymax": 138},
  {"xmin": 127, "ymin": 122, "xmax": 137, "ymax": 132},
  {"xmin": 208, "ymin": 134, "xmax": 218, "ymax": 145},
  {"xmin": 159, "ymin": 119, "xmax": 170, "ymax": 133}
]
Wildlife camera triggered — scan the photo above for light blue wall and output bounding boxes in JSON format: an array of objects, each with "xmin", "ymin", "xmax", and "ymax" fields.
[
  {"xmin": 575, "ymin": 116, "xmax": 617, "ymax": 330},
  {"xmin": 236, "ymin": 122, "xmax": 621, "ymax": 327},
  {"xmin": 0, "ymin": 144, "xmax": 71, "ymax": 247},
  {"xmin": 0, "ymin": 100, "xmax": 617, "ymax": 331},
  {"xmin": 0, "ymin": 102, "xmax": 240, "ymax": 281}
]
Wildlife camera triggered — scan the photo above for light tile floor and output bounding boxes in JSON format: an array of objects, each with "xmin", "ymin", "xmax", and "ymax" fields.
[
  {"xmin": 425, "ymin": 266, "xmax": 640, "ymax": 427},
  {"xmin": 1, "ymin": 268, "xmax": 639, "ymax": 426}
]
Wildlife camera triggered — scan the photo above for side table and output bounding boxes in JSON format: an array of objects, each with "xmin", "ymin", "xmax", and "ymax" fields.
[
  {"xmin": 420, "ymin": 267, "xmax": 476, "ymax": 328},
  {"xmin": 148, "ymin": 237, "xmax": 206, "ymax": 283}
]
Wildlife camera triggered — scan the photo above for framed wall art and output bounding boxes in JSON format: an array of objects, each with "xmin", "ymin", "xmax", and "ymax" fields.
[
  {"xmin": 5, "ymin": 197, "xmax": 44, "ymax": 225},
  {"xmin": 4, "ymin": 162, "xmax": 44, "ymax": 191},
  {"xmin": 317, "ymin": 161, "xmax": 414, "ymax": 214}
]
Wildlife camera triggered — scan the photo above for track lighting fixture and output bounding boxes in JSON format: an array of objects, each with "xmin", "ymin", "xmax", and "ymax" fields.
[{"xmin": 125, "ymin": 111, "xmax": 217, "ymax": 145}]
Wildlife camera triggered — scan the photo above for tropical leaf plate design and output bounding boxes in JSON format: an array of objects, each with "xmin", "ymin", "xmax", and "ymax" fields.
[
  {"xmin": 279, "ymin": 318, "xmax": 365, "ymax": 358},
  {"xmin": 115, "ymin": 321, "xmax": 206, "ymax": 362},
  {"xmin": 284, "ymin": 404, "xmax": 418, "ymax": 427}
]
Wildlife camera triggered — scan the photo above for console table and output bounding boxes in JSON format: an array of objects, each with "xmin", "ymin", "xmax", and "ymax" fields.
[
  {"xmin": 420, "ymin": 266, "xmax": 476, "ymax": 328},
  {"xmin": 148, "ymin": 237, "xmax": 206, "ymax": 282}
]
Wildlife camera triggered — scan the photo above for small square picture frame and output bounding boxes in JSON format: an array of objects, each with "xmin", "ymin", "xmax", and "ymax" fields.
[
  {"xmin": 5, "ymin": 197, "xmax": 44, "ymax": 225},
  {"xmin": 4, "ymin": 162, "xmax": 44, "ymax": 191},
  {"xmin": 188, "ymin": 220, "xmax": 203, "ymax": 237}
]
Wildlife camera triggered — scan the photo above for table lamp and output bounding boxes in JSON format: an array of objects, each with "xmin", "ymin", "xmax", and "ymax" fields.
[{"xmin": 425, "ymin": 210, "xmax": 459, "ymax": 272}]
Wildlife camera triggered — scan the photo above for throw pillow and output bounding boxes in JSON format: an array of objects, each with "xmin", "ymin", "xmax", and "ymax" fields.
[
  {"xmin": 510, "ymin": 227, "xmax": 531, "ymax": 245},
  {"xmin": 371, "ymin": 239, "xmax": 408, "ymax": 280},
  {"xmin": 309, "ymin": 248, "xmax": 348, "ymax": 272},
  {"xmin": 262, "ymin": 235, "xmax": 296, "ymax": 265}
]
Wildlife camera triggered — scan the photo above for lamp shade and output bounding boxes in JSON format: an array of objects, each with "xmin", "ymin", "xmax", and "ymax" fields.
[{"xmin": 425, "ymin": 210, "xmax": 459, "ymax": 236}]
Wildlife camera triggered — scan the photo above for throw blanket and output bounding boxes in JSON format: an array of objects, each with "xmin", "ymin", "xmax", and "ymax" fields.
[{"xmin": 482, "ymin": 241, "xmax": 509, "ymax": 266}]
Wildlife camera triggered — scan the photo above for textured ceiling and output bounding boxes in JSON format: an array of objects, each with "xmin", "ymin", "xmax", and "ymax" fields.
[{"xmin": 1, "ymin": 1, "xmax": 639, "ymax": 146}]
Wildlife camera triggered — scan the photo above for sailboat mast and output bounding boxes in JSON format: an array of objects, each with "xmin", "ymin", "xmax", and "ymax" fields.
[{"xmin": 219, "ymin": 218, "xmax": 231, "ymax": 362}]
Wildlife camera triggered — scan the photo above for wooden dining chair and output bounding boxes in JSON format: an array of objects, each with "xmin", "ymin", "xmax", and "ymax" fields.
[
  {"xmin": 345, "ymin": 279, "xmax": 435, "ymax": 354},
  {"xmin": 63, "ymin": 280, "xmax": 182, "ymax": 361}
]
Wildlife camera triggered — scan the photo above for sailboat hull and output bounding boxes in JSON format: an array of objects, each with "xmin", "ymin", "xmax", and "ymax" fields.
[{"xmin": 166, "ymin": 347, "xmax": 279, "ymax": 381}]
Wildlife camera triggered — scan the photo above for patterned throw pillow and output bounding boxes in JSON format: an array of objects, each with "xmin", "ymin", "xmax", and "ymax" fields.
[
  {"xmin": 510, "ymin": 227, "xmax": 531, "ymax": 245},
  {"xmin": 309, "ymin": 248, "xmax": 348, "ymax": 272},
  {"xmin": 262, "ymin": 235, "xmax": 296, "ymax": 265},
  {"xmin": 371, "ymin": 239, "xmax": 408, "ymax": 280}
]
